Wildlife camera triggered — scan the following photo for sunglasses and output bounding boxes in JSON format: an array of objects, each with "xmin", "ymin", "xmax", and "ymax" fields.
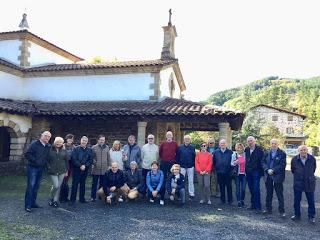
[{"xmin": 201, "ymin": 145, "xmax": 207, "ymax": 147}]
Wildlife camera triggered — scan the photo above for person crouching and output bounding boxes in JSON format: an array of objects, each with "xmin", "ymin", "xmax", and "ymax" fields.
[
  {"xmin": 146, "ymin": 161, "xmax": 165, "ymax": 205},
  {"xmin": 166, "ymin": 164, "xmax": 186, "ymax": 206},
  {"xmin": 98, "ymin": 162, "xmax": 127, "ymax": 204},
  {"xmin": 125, "ymin": 161, "xmax": 146, "ymax": 200}
]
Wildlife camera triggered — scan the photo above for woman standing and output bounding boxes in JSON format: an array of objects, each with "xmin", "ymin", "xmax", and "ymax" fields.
[
  {"xmin": 195, "ymin": 142, "xmax": 213, "ymax": 205},
  {"xmin": 110, "ymin": 140, "xmax": 125, "ymax": 170},
  {"xmin": 231, "ymin": 143, "xmax": 246, "ymax": 207},
  {"xmin": 47, "ymin": 137, "xmax": 69, "ymax": 207}
]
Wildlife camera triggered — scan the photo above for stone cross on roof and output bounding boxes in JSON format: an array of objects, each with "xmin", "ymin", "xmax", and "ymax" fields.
[
  {"xmin": 168, "ymin": 9, "xmax": 172, "ymax": 26},
  {"xmin": 19, "ymin": 13, "xmax": 29, "ymax": 30}
]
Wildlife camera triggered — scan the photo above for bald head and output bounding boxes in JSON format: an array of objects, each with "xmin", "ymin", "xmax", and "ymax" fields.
[
  {"xmin": 270, "ymin": 139, "xmax": 279, "ymax": 150},
  {"xmin": 298, "ymin": 145, "xmax": 308, "ymax": 158},
  {"xmin": 247, "ymin": 136, "xmax": 256, "ymax": 148},
  {"xmin": 40, "ymin": 131, "xmax": 51, "ymax": 144},
  {"xmin": 166, "ymin": 131, "xmax": 173, "ymax": 142},
  {"xmin": 219, "ymin": 139, "xmax": 227, "ymax": 150}
]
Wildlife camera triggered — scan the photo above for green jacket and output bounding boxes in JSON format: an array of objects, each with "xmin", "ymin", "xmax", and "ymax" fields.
[{"xmin": 47, "ymin": 147, "xmax": 69, "ymax": 175}]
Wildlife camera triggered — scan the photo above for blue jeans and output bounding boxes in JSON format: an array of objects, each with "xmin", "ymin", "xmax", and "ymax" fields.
[
  {"xmin": 236, "ymin": 174, "xmax": 246, "ymax": 203},
  {"xmin": 91, "ymin": 175, "xmax": 104, "ymax": 200},
  {"xmin": 294, "ymin": 189, "xmax": 316, "ymax": 218},
  {"xmin": 246, "ymin": 171, "xmax": 261, "ymax": 210},
  {"xmin": 25, "ymin": 165, "xmax": 43, "ymax": 208}
]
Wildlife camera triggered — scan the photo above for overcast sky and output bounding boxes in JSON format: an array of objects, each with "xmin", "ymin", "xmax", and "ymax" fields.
[{"xmin": 1, "ymin": 0, "xmax": 320, "ymax": 101}]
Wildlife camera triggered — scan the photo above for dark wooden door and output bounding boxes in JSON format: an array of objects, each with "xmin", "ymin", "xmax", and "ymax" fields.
[{"xmin": 0, "ymin": 127, "xmax": 10, "ymax": 162}]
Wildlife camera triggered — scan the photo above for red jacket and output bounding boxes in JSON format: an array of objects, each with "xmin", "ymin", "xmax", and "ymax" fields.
[
  {"xmin": 159, "ymin": 141, "xmax": 178, "ymax": 162},
  {"xmin": 195, "ymin": 151, "xmax": 213, "ymax": 173}
]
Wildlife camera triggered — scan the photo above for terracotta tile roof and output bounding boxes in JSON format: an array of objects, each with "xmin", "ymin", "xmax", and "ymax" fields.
[
  {"xmin": 24, "ymin": 59, "xmax": 177, "ymax": 72},
  {"xmin": 0, "ymin": 30, "xmax": 83, "ymax": 62},
  {"xmin": 252, "ymin": 104, "xmax": 306, "ymax": 119},
  {"xmin": 0, "ymin": 97, "xmax": 243, "ymax": 117},
  {"xmin": 0, "ymin": 57, "xmax": 176, "ymax": 72}
]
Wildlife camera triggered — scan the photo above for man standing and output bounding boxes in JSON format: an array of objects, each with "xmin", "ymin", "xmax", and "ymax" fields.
[
  {"xmin": 24, "ymin": 131, "xmax": 52, "ymax": 212},
  {"xmin": 213, "ymin": 139, "xmax": 233, "ymax": 204},
  {"xmin": 159, "ymin": 131, "xmax": 178, "ymax": 183},
  {"xmin": 141, "ymin": 134, "xmax": 159, "ymax": 181},
  {"xmin": 291, "ymin": 145, "xmax": 317, "ymax": 223},
  {"xmin": 91, "ymin": 135, "xmax": 111, "ymax": 202},
  {"xmin": 207, "ymin": 137, "xmax": 219, "ymax": 198},
  {"xmin": 123, "ymin": 135, "xmax": 141, "ymax": 170},
  {"xmin": 70, "ymin": 136, "xmax": 93, "ymax": 204},
  {"xmin": 262, "ymin": 139, "xmax": 286, "ymax": 217},
  {"xmin": 245, "ymin": 136, "xmax": 264, "ymax": 213},
  {"xmin": 176, "ymin": 135, "xmax": 196, "ymax": 199}
]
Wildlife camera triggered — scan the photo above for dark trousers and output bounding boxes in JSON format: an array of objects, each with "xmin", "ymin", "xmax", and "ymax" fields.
[
  {"xmin": 147, "ymin": 186, "xmax": 165, "ymax": 201},
  {"xmin": 142, "ymin": 168, "xmax": 150, "ymax": 182},
  {"xmin": 246, "ymin": 171, "xmax": 261, "ymax": 210},
  {"xmin": 265, "ymin": 177, "xmax": 284, "ymax": 213},
  {"xmin": 236, "ymin": 174, "xmax": 246, "ymax": 203},
  {"xmin": 294, "ymin": 189, "xmax": 316, "ymax": 218},
  {"xmin": 91, "ymin": 174, "xmax": 104, "ymax": 200},
  {"xmin": 70, "ymin": 168, "xmax": 88, "ymax": 202},
  {"xmin": 217, "ymin": 173, "xmax": 233, "ymax": 203},
  {"xmin": 25, "ymin": 165, "xmax": 43, "ymax": 208},
  {"xmin": 160, "ymin": 161, "xmax": 174, "ymax": 190}
]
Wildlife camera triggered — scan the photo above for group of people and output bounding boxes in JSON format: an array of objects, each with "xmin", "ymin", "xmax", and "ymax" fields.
[{"xmin": 24, "ymin": 130, "xmax": 317, "ymax": 224}]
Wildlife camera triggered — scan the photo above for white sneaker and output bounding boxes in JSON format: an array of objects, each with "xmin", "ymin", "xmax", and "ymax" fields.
[
  {"xmin": 199, "ymin": 200, "xmax": 204, "ymax": 204},
  {"xmin": 118, "ymin": 197, "xmax": 124, "ymax": 202},
  {"xmin": 149, "ymin": 199, "xmax": 154, "ymax": 203},
  {"xmin": 160, "ymin": 200, "xmax": 165, "ymax": 205},
  {"xmin": 207, "ymin": 200, "xmax": 212, "ymax": 205},
  {"xmin": 169, "ymin": 195, "xmax": 174, "ymax": 201}
]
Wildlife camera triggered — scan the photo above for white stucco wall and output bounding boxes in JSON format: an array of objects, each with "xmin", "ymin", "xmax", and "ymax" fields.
[
  {"xmin": 255, "ymin": 106, "xmax": 304, "ymax": 135},
  {"xmin": 0, "ymin": 71, "xmax": 23, "ymax": 99},
  {"xmin": 0, "ymin": 40, "xmax": 21, "ymax": 65},
  {"xmin": 159, "ymin": 67, "xmax": 180, "ymax": 98},
  {"xmin": 28, "ymin": 42, "xmax": 74, "ymax": 66},
  {"xmin": 23, "ymin": 73, "xmax": 154, "ymax": 101}
]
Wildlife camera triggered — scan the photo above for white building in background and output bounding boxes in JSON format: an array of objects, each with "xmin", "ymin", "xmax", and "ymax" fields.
[{"xmin": 250, "ymin": 104, "xmax": 306, "ymax": 149}]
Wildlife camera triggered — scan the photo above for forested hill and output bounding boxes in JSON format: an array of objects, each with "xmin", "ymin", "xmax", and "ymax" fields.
[{"xmin": 206, "ymin": 76, "xmax": 320, "ymax": 145}]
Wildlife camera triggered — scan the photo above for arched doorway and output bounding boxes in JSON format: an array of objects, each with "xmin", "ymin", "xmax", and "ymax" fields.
[{"xmin": 0, "ymin": 127, "xmax": 10, "ymax": 162}]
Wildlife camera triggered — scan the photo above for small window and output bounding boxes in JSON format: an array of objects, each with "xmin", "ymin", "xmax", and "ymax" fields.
[
  {"xmin": 287, "ymin": 115, "xmax": 293, "ymax": 121},
  {"xmin": 272, "ymin": 115, "xmax": 278, "ymax": 121},
  {"xmin": 286, "ymin": 127, "xmax": 294, "ymax": 134}
]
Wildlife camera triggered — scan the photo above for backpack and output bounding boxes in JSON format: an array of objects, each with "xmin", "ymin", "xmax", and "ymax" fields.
[{"xmin": 59, "ymin": 177, "xmax": 70, "ymax": 202}]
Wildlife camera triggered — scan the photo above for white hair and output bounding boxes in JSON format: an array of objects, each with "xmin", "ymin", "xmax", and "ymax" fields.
[{"xmin": 53, "ymin": 137, "xmax": 64, "ymax": 146}]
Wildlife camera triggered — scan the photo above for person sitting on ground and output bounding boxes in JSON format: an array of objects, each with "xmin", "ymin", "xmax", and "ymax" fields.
[
  {"xmin": 98, "ymin": 162, "xmax": 127, "ymax": 204},
  {"xmin": 125, "ymin": 161, "xmax": 145, "ymax": 200},
  {"xmin": 146, "ymin": 161, "xmax": 165, "ymax": 205},
  {"xmin": 166, "ymin": 164, "xmax": 186, "ymax": 206},
  {"xmin": 47, "ymin": 137, "xmax": 69, "ymax": 208},
  {"xmin": 195, "ymin": 142, "xmax": 213, "ymax": 205}
]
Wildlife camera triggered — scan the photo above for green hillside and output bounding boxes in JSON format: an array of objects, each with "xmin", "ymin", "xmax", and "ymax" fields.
[{"xmin": 206, "ymin": 76, "xmax": 320, "ymax": 146}]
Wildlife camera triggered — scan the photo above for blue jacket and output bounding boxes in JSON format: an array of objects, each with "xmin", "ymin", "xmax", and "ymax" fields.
[
  {"xmin": 146, "ymin": 170, "xmax": 164, "ymax": 192},
  {"xmin": 71, "ymin": 146, "xmax": 93, "ymax": 168},
  {"xmin": 262, "ymin": 148, "xmax": 286, "ymax": 183},
  {"xmin": 123, "ymin": 144, "xmax": 141, "ymax": 168},
  {"xmin": 25, "ymin": 140, "xmax": 51, "ymax": 168},
  {"xmin": 213, "ymin": 148, "xmax": 233, "ymax": 174},
  {"xmin": 166, "ymin": 173, "xmax": 185, "ymax": 194},
  {"xmin": 176, "ymin": 144, "xmax": 196, "ymax": 168},
  {"xmin": 103, "ymin": 169, "xmax": 126, "ymax": 194}
]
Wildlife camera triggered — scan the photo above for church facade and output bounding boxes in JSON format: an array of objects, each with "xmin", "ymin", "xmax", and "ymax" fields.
[{"xmin": 0, "ymin": 14, "xmax": 244, "ymax": 169}]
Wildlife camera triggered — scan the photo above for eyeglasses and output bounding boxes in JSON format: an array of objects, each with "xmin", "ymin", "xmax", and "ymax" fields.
[
  {"xmin": 148, "ymin": 138, "xmax": 154, "ymax": 140},
  {"xmin": 209, "ymin": 142, "xmax": 214, "ymax": 144},
  {"xmin": 201, "ymin": 145, "xmax": 207, "ymax": 147}
]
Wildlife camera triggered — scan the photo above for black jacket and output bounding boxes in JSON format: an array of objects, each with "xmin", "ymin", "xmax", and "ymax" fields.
[
  {"xmin": 71, "ymin": 146, "xmax": 93, "ymax": 168},
  {"xmin": 245, "ymin": 145, "xmax": 264, "ymax": 175},
  {"xmin": 291, "ymin": 154, "xmax": 317, "ymax": 192},
  {"xmin": 213, "ymin": 148, "xmax": 233, "ymax": 174},
  {"xmin": 125, "ymin": 169, "xmax": 144, "ymax": 189},
  {"xmin": 166, "ymin": 173, "xmax": 185, "ymax": 194},
  {"xmin": 25, "ymin": 140, "xmax": 51, "ymax": 168},
  {"xmin": 262, "ymin": 148, "xmax": 286, "ymax": 183},
  {"xmin": 103, "ymin": 169, "xmax": 126, "ymax": 194}
]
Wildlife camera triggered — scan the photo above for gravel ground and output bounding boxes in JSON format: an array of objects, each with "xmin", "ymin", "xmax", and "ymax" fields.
[{"xmin": 0, "ymin": 171, "xmax": 319, "ymax": 240}]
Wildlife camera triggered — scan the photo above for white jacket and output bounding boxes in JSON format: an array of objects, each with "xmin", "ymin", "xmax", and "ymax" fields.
[{"xmin": 141, "ymin": 143, "xmax": 159, "ymax": 169}]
